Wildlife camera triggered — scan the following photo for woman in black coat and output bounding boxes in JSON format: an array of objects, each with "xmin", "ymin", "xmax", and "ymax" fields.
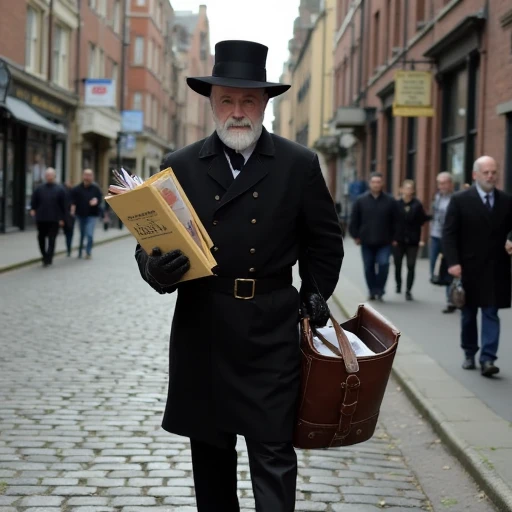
[{"xmin": 393, "ymin": 180, "xmax": 430, "ymax": 300}]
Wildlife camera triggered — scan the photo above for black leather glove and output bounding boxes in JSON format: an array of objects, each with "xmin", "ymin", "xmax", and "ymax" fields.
[
  {"xmin": 302, "ymin": 292, "xmax": 330, "ymax": 328},
  {"xmin": 145, "ymin": 247, "xmax": 190, "ymax": 288}
]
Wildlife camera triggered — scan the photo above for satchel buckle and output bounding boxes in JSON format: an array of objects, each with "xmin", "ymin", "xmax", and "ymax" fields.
[{"xmin": 234, "ymin": 278, "xmax": 256, "ymax": 300}]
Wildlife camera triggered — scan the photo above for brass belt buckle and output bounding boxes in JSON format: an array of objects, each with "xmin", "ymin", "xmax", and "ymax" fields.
[{"xmin": 234, "ymin": 278, "xmax": 256, "ymax": 300}]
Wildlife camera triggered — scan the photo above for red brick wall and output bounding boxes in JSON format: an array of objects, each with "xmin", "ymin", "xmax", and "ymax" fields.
[{"xmin": 0, "ymin": 2, "xmax": 27, "ymax": 65}]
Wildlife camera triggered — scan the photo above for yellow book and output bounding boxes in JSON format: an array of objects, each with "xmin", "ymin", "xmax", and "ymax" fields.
[{"xmin": 105, "ymin": 167, "xmax": 217, "ymax": 283}]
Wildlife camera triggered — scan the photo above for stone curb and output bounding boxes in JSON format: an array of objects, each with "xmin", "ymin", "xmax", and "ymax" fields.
[
  {"xmin": 332, "ymin": 276, "xmax": 512, "ymax": 512},
  {"xmin": 0, "ymin": 233, "xmax": 131, "ymax": 275}
]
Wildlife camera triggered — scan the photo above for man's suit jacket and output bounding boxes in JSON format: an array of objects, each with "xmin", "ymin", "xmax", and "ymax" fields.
[
  {"xmin": 135, "ymin": 127, "xmax": 344, "ymax": 447},
  {"xmin": 442, "ymin": 186, "xmax": 512, "ymax": 308}
]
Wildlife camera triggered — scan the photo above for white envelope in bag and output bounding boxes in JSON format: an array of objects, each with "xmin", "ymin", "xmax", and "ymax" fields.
[{"xmin": 312, "ymin": 325, "xmax": 376, "ymax": 358}]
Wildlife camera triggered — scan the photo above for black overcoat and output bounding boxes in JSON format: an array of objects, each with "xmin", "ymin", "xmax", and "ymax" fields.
[
  {"xmin": 442, "ymin": 186, "xmax": 512, "ymax": 309},
  {"xmin": 135, "ymin": 128, "xmax": 344, "ymax": 447}
]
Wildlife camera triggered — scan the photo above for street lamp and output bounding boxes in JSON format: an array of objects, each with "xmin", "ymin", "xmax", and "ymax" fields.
[{"xmin": 0, "ymin": 59, "xmax": 11, "ymax": 105}]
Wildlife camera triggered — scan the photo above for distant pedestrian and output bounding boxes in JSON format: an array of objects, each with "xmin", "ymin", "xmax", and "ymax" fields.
[
  {"xmin": 442, "ymin": 156, "xmax": 512, "ymax": 377},
  {"xmin": 29, "ymin": 168, "xmax": 66, "ymax": 267},
  {"xmin": 62, "ymin": 181, "xmax": 75, "ymax": 257},
  {"xmin": 393, "ymin": 180, "xmax": 430, "ymax": 300},
  {"xmin": 71, "ymin": 169, "xmax": 103, "ymax": 260},
  {"xmin": 349, "ymin": 172, "xmax": 397, "ymax": 301},
  {"xmin": 429, "ymin": 172, "xmax": 455, "ymax": 313}
]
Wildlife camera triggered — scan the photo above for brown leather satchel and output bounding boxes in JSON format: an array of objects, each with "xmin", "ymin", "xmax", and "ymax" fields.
[{"xmin": 293, "ymin": 304, "xmax": 400, "ymax": 449}]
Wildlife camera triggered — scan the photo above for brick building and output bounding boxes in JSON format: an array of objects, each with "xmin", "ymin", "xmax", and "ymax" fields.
[
  {"xmin": 0, "ymin": 0, "xmax": 79, "ymax": 232},
  {"xmin": 331, "ymin": 0, "xmax": 512, "ymax": 216}
]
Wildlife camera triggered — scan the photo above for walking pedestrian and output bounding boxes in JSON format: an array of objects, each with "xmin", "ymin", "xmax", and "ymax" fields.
[
  {"xmin": 393, "ymin": 179, "xmax": 430, "ymax": 300},
  {"xmin": 62, "ymin": 181, "xmax": 75, "ymax": 257},
  {"xmin": 134, "ymin": 40, "xmax": 344, "ymax": 512},
  {"xmin": 71, "ymin": 169, "xmax": 103, "ymax": 259},
  {"xmin": 429, "ymin": 172, "xmax": 455, "ymax": 312},
  {"xmin": 349, "ymin": 172, "xmax": 397, "ymax": 301},
  {"xmin": 442, "ymin": 156, "xmax": 512, "ymax": 377},
  {"xmin": 29, "ymin": 167, "xmax": 66, "ymax": 267}
]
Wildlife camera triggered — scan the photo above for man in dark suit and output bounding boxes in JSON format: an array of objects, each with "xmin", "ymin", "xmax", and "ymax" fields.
[
  {"xmin": 134, "ymin": 40, "xmax": 344, "ymax": 511},
  {"xmin": 443, "ymin": 156, "xmax": 512, "ymax": 377}
]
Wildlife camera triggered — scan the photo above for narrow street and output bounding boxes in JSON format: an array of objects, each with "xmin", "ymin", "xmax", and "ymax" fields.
[{"xmin": 0, "ymin": 238, "xmax": 496, "ymax": 511}]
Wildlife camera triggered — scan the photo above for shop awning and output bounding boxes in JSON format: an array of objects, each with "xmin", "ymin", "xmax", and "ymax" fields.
[{"xmin": 4, "ymin": 96, "xmax": 66, "ymax": 136}]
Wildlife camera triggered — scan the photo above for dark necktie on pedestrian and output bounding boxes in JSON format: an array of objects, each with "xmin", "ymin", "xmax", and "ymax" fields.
[
  {"xmin": 485, "ymin": 193, "xmax": 492, "ymax": 211},
  {"xmin": 223, "ymin": 144, "xmax": 245, "ymax": 172}
]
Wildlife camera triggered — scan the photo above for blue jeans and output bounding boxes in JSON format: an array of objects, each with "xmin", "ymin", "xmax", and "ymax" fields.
[
  {"xmin": 77, "ymin": 216, "xmax": 97, "ymax": 257},
  {"xmin": 361, "ymin": 245, "xmax": 391, "ymax": 297},
  {"xmin": 429, "ymin": 236, "xmax": 451, "ymax": 304},
  {"xmin": 461, "ymin": 306, "xmax": 500, "ymax": 363}
]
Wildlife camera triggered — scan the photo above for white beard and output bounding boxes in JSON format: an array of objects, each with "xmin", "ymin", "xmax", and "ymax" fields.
[{"xmin": 213, "ymin": 111, "xmax": 264, "ymax": 152}]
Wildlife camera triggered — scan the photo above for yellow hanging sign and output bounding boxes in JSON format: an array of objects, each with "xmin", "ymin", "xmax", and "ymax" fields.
[{"xmin": 393, "ymin": 70, "xmax": 435, "ymax": 117}]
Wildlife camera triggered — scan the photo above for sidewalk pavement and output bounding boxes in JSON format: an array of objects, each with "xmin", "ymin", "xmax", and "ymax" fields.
[
  {"xmin": 332, "ymin": 239, "xmax": 512, "ymax": 512},
  {"xmin": 0, "ymin": 221, "xmax": 131, "ymax": 273}
]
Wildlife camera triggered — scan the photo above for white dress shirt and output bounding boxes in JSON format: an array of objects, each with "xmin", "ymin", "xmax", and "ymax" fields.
[
  {"xmin": 224, "ymin": 142, "xmax": 257, "ymax": 179},
  {"xmin": 475, "ymin": 182, "xmax": 495, "ymax": 209}
]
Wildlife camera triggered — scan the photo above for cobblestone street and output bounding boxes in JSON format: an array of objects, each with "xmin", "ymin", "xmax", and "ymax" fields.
[{"xmin": 0, "ymin": 239, "xmax": 495, "ymax": 511}]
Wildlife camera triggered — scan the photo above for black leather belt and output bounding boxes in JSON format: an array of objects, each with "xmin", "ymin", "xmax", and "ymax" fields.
[{"xmin": 199, "ymin": 274, "xmax": 293, "ymax": 300}]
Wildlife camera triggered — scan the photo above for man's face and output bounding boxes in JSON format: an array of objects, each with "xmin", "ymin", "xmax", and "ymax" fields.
[
  {"xmin": 83, "ymin": 170, "xmax": 94, "ymax": 185},
  {"xmin": 437, "ymin": 176, "xmax": 453, "ymax": 195},
  {"xmin": 210, "ymin": 86, "xmax": 269, "ymax": 151},
  {"xmin": 45, "ymin": 170, "xmax": 56, "ymax": 184},
  {"xmin": 369, "ymin": 177, "xmax": 383, "ymax": 194},
  {"xmin": 473, "ymin": 158, "xmax": 498, "ymax": 193}
]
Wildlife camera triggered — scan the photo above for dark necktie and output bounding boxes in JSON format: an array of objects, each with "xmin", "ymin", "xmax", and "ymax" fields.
[
  {"xmin": 223, "ymin": 145, "xmax": 245, "ymax": 172},
  {"xmin": 485, "ymin": 194, "xmax": 492, "ymax": 211}
]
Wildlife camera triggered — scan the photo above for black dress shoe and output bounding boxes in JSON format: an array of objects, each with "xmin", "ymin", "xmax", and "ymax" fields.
[
  {"xmin": 462, "ymin": 358, "xmax": 476, "ymax": 370},
  {"xmin": 405, "ymin": 291, "xmax": 413, "ymax": 301},
  {"xmin": 396, "ymin": 285, "xmax": 401, "ymax": 294},
  {"xmin": 442, "ymin": 305, "xmax": 457, "ymax": 314},
  {"xmin": 481, "ymin": 361, "xmax": 500, "ymax": 377},
  {"xmin": 368, "ymin": 295, "xmax": 376, "ymax": 301}
]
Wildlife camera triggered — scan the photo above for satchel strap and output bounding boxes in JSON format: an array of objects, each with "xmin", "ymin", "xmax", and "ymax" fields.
[
  {"xmin": 330, "ymin": 374, "xmax": 361, "ymax": 446},
  {"xmin": 313, "ymin": 314, "xmax": 359, "ymax": 374}
]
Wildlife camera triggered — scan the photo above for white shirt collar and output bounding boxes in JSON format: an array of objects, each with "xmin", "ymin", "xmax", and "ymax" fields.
[
  {"xmin": 224, "ymin": 142, "xmax": 257, "ymax": 178},
  {"xmin": 475, "ymin": 182, "xmax": 494, "ymax": 200}
]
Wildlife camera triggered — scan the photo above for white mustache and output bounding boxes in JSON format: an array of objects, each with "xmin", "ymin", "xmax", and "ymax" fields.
[{"xmin": 226, "ymin": 120, "xmax": 252, "ymax": 129}]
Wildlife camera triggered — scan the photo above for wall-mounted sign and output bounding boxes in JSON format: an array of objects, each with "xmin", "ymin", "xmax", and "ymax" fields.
[
  {"xmin": 12, "ymin": 84, "xmax": 67, "ymax": 119},
  {"xmin": 393, "ymin": 71, "xmax": 434, "ymax": 117},
  {"xmin": 84, "ymin": 79, "xmax": 116, "ymax": 107},
  {"xmin": 122, "ymin": 110, "xmax": 144, "ymax": 132}
]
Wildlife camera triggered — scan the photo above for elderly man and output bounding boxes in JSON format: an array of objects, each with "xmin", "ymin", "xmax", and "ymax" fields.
[
  {"xmin": 429, "ymin": 171, "xmax": 455, "ymax": 312},
  {"xmin": 135, "ymin": 40, "xmax": 344, "ymax": 511},
  {"xmin": 30, "ymin": 167, "xmax": 66, "ymax": 267},
  {"xmin": 443, "ymin": 156, "xmax": 512, "ymax": 377}
]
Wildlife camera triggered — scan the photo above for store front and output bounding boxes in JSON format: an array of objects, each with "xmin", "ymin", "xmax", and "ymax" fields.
[{"xmin": 0, "ymin": 82, "xmax": 75, "ymax": 232}]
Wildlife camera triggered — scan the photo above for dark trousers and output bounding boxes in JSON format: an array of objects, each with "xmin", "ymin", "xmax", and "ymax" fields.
[
  {"xmin": 393, "ymin": 243, "xmax": 419, "ymax": 292},
  {"xmin": 461, "ymin": 306, "xmax": 500, "ymax": 363},
  {"xmin": 190, "ymin": 436, "xmax": 297, "ymax": 512},
  {"xmin": 361, "ymin": 244, "xmax": 392, "ymax": 297},
  {"xmin": 36, "ymin": 221, "xmax": 59, "ymax": 264},
  {"xmin": 63, "ymin": 219, "xmax": 75, "ymax": 256}
]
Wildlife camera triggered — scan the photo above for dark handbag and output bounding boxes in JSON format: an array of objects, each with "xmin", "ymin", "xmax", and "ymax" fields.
[
  {"xmin": 449, "ymin": 278, "xmax": 465, "ymax": 308},
  {"xmin": 430, "ymin": 253, "xmax": 452, "ymax": 286},
  {"xmin": 293, "ymin": 304, "xmax": 400, "ymax": 449}
]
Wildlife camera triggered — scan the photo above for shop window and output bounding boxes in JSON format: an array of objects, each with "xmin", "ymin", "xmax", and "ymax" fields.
[
  {"xmin": 113, "ymin": 0, "xmax": 121, "ymax": 33},
  {"xmin": 133, "ymin": 92, "xmax": 142, "ymax": 111},
  {"xmin": 369, "ymin": 121, "xmax": 378, "ymax": 173},
  {"xmin": 52, "ymin": 25, "xmax": 70, "ymax": 88},
  {"xmin": 441, "ymin": 57, "xmax": 479, "ymax": 189},
  {"xmin": 385, "ymin": 108, "xmax": 394, "ymax": 193},
  {"xmin": 372, "ymin": 11, "xmax": 380, "ymax": 71},
  {"xmin": 416, "ymin": 0, "xmax": 426, "ymax": 26},
  {"xmin": 406, "ymin": 118, "xmax": 417, "ymax": 180},
  {"xmin": 88, "ymin": 43, "xmax": 96, "ymax": 78}
]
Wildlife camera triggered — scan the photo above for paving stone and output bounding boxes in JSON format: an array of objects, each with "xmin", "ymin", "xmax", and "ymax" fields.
[
  {"xmin": 111, "ymin": 497, "xmax": 158, "ymax": 506},
  {"xmin": 4, "ymin": 486, "xmax": 48, "ymax": 495},
  {"xmin": 0, "ymin": 498, "xmax": 17, "ymax": 505},
  {"xmin": 147, "ymin": 487, "xmax": 193, "ymax": 496},
  {"xmin": 19, "ymin": 496, "xmax": 65, "ymax": 507},
  {"xmin": 51, "ymin": 487, "xmax": 97, "ymax": 495},
  {"xmin": 66, "ymin": 498, "xmax": 110, "ymax": 506},
  {"xmin": 295, "ymin": 501, "xmax": 328, "ymax": 511}
]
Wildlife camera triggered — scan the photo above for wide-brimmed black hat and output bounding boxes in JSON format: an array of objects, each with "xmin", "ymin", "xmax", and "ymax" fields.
[{"xmin": 186, "ymin": 40, "xmax": 291, "ymax": 98}]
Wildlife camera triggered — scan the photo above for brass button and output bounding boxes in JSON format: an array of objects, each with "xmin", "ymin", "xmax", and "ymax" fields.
[
  {"xmin": 253, "ymin": 191, "xmax": 259, "ymax": 198},
  {"xmin": 213, "ymin": 220, "xmax": 218, "ymax": 226},
  {"xmin": 215, "ymin": 195, "xmax": 220, "ymax": 201},
  {"xmin": 250, "ymin": 248, "xmax": 256, "ymax": 254},
  {"xmin": 249, "ymin": 267, "xmax": 256, "ymax": 273},
  {"xmin": 251, "ymin": 218, "xmax": 257, "ymax": 224},
  {"xmin": 213, "ymin": 246, "xmax": 219, "ymax": 252}
]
